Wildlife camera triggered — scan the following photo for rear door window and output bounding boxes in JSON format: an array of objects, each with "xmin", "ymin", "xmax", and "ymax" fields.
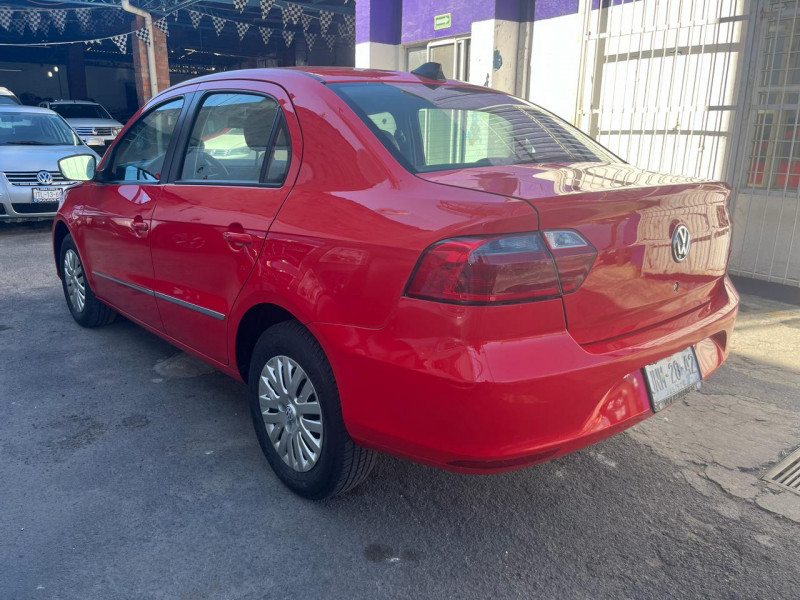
[{"xmin": 179, "ymin": 92, "xmax": 283, "ymax": 184}]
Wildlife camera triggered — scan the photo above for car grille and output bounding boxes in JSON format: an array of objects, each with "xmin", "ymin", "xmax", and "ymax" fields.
[
  {"xmin": 3, "ymin": 171, "xmax": 71, "ymax": 186},
  {"xmin": 12, "ymin": 202, "xmax": 59, "ymax": 214},
  {"xmin": 74, "ymin": 127, "xmax": 114, "ymax": 136}
]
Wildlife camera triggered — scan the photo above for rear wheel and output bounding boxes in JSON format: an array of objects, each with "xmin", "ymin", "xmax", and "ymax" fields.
[
  {"xmin": 59, "ymin": 234, "xmax": 116, "ymax": 328},
  {"xmin": 248, "ymin": 321, "xmax": 376, "ymax": 499}
]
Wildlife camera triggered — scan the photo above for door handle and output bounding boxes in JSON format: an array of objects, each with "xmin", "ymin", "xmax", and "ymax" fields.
[
  {"xmin": 223, "ymin": 231, "xmax": 252, "ymax": 245},
  {"xmin": 131, "ymin": 219, "xmax": 149, "ymax": 233}
]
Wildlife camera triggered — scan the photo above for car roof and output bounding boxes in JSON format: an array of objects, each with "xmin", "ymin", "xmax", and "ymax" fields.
[
  {"xmin": 0, "ymin": 105, "xmax": 58, "ymax": 115},
  {"xmin": 48, "ymin": 100, "xmax": 100, "ymax": 105},
  {"xmin": 177, "ymin": 67, "xmax": 480, "ymax": 88}
]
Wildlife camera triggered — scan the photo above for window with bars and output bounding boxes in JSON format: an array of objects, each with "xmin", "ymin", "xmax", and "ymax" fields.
[{"xmin": 746, "ymin": 16, "xmax": 800, "ymax": 191}]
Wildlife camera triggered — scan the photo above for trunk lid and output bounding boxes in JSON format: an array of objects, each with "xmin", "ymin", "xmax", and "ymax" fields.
[{"xmin": 419, "ymin": 162, "xmax": 732, "ymax": 345}]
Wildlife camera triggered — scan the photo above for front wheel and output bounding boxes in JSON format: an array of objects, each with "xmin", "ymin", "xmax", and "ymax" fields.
[
  {"xmin": 248, "ymin": 321, "xmax": 376, "ymax": 499},
  {"xmin": 59, "ymin": 234, "xmax": 116, "ymax": 328}
]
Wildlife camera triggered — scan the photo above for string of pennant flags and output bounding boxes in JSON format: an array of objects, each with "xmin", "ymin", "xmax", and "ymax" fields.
[{"xmin": 0, "ymin": 1, "xmax": 354, "ymax": 51}]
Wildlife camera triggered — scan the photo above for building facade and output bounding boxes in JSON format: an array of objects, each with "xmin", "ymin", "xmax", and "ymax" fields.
[{"xmin": 356, "ymin": 0, "xmax": 800, "ymax": 288}]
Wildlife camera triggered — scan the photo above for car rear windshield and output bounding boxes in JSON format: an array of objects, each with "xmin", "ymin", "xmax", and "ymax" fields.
[
  {"xmin": 0, "ymin": 112, "xmax": 80, "ymax": 146},
  {"xmin": 330, "ymin": 82, "xmax": 615, "ymax": 173},
  {"xmin": 51, "ymin": 103, "xmax": 112, "ymax": 120}
]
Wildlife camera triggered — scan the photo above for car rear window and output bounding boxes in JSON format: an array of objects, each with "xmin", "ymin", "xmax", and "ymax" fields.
[{"xmin": 330, "ymin": 82, "xmax": 615, "ymax": 173}]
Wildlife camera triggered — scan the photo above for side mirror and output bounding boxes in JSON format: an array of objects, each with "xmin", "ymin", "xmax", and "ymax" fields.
[{"xmin": 58, "ymin": 154, "xmax": 96, "ymax": 182}]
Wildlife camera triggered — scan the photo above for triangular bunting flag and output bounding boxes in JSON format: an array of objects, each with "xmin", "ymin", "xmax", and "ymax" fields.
[
  {"xmin": 24, "ymin": 10, "xmax": 41, "ymax": 33},
  {"xmin": 318, "ymin": 10, "xmax": 332, "ymax": 36},
  {"xmin": 107, "ymin": 8, "xmax": 125, "ymax": 24},
  {"xmin": 305, "ymin": 32, "xmax": 316, "ymax": 50},
  {"xmin": 75, "ymin": 8, "xmax": 92, "ymax": 31},
  {"xmin": 260, "ymin": 0, "xmax": 275, "ymax": 21},
  {"xmin": 233, "ymin": 0, "xmax": 247, "ymax": 14},
  {"xmin": 50, "ymin": 10, "xmax": 66, "ymax": 34},
  {"xmin": 111, "ymin": 34, "xmax": 128, "ymax": 53},
  {"xmin": 154, "ymin": 17, "xmax": 169, "ymax": 37},
  {"xmin": 212, "ymin": 16, "xmax": 226, "ymax": 36},
  {"xmin": 236, "ymin": 22, "xmax": 250, "ymax": 40},
  {"xmin": 282, "ymin": 29, "xmax": 295, "ymax": 47},
  {"xmin": 189, "ymin": 10, "xmax": 203, "ymax": 29},
  {"xmin": 301, "ymin": 13, "xmax": 312, "ymax": 35},
  {"xmin": 0, "ymin": 7, "xmax": 13, "ymax": 31},
  {"xmin": 324, "ymin": 34, "xmax": 335, "ymax": 52},
  {"xmin": 282, "ymin": 3, "xmax": 302, "ymax": 27},
  {"xmin": 135, "ymin": 27, "xmax": 151, "ymax": 46},
  {"xmin": 259, "ymin": 26, "xmax": 272, "ymax": 45}
]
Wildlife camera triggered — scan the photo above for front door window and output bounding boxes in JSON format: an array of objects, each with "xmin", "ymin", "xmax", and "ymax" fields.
[{"xmin": 106, "ymin": 98, "xmax": 184, "ymax": 182}]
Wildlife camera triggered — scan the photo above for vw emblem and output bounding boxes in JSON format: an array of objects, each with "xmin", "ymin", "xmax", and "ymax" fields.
[
  {"xmin": 36, "ymin": 171, "xmax": 53, "ymax": 185},
  {"xmin": 672, "ymin": 224, "xmax": 691, "ymax": 262}
]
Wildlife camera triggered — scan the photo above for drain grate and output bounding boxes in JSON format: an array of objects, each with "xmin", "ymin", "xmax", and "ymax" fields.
[{"xmin": 763, "ymin": 448, "xmax": 800, "ymax": 495}]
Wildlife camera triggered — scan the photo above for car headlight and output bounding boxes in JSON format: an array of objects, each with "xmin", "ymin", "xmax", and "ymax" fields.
[{"xmin": 111, "ymin": 127, "xmax": 122, "ymax": 136}]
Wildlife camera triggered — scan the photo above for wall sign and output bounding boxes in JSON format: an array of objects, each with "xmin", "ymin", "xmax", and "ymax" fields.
[{"xmin": 433, "ymin": 13, "xmax": 451, "ymax": 30}]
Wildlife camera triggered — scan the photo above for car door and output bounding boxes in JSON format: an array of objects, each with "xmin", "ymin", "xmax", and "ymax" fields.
[
  {"xmin": 80, "ymin": 95, "xmax": 192, "ymax": 330},
  {"xmin": 151, "ymin": 81, "xmax": 302, "ymax": 363}
]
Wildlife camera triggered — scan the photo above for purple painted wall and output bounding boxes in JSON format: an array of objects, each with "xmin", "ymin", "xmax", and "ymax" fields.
[
  {"xmin": 356, "ymin": 0, "xmax": 523, "ymax": 46},
  {"xmin": 534, "ymin": 0, "xmax": 579, "ymax": 21},
  {"xmin": 356, "ymin": 0, "xmax": 402, "ymax": 45},
  {"xmin": 533, "ymin": 0, "xmax": 639, "ymax": 21},
  {"xmin": 401, "ymin": 0, "xmax": 521, "ymax": 44}
]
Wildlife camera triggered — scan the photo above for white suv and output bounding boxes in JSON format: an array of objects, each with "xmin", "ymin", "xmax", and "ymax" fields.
[{"xmin": 39, "ymin": 100, "xmax": 123, "ymax": 149}]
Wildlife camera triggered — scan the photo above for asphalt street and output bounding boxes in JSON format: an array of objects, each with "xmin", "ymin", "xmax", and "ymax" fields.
[{"xmin": 1, "ymin": 222, "xmax": 799, "ymax": 600}]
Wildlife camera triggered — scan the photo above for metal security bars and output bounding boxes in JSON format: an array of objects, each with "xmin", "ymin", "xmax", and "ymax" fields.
[
  {"xmin": 576, "ymin": 0, "xmax": 750, "ymax": 181},
  {"xmin": 729, "ymin": 0, "xmax": 800, "ymax": 285},
  {"xmin": 577, "ymin": 0, "xmax": 800, "ymax": 286}
]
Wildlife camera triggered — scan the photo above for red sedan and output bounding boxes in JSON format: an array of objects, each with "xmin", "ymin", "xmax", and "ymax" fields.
[{"xmin": 52, "ymin": 65, "xmax": 738, "ymax": 499}]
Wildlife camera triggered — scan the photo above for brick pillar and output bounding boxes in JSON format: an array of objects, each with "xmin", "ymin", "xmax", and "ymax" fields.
[{"xmin": 130, "ymin": 16, "xmax": 170, "ymax": 107}]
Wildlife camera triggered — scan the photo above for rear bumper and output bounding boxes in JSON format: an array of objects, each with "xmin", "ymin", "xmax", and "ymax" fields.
[{"xmin": 312, "ymin": 276, "xmax": 739, "ymax": 472}]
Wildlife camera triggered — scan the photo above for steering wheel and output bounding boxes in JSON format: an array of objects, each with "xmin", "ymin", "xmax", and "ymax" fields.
[{"xmin": 188, "ymin": 149, "xmax": 230, "ymax": 180}]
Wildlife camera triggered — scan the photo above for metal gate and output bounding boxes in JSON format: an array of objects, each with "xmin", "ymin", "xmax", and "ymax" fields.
[
  {"xmin": 728, "ymin": 0, "xmax": 800, "ymax": 285},
  {"xmin": 576, "ymin": 0, "xmax": 800, "ymax": 286},
  {"xmin": 576, "ymin": 0, "xmax": 751, "ymax": 180}
]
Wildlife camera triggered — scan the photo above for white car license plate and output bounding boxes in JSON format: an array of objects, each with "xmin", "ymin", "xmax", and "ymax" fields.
[
  {"xmin": 643, "ymin": 346, "xmax": 702, "ymax": 412},
  {"xmin": 33, "ymin": 187, "xmax": 63, "ymax": 202}
]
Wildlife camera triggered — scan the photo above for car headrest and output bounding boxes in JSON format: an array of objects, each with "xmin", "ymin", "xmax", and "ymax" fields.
[{"xmin": 242, "ymin": 112, "xmax": 274, "ymax": 149}]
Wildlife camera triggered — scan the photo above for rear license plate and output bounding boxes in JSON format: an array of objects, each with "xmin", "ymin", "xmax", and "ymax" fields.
[
  {"xmin": 33, "ymin": 187, "xmax": 62, "ymax": 202},
  {"xmin": 643, "ymin": 346, "xmax": 702, "ymax": 412}
]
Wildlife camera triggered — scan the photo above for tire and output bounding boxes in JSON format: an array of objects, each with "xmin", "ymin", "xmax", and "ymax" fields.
[
  {"xmin": 59, "ymin": 234, "xmax": 116, "ymax": 328},
  {"xmin": 248, "ymin": 321, "xmax": 376, "ymax": 499}
]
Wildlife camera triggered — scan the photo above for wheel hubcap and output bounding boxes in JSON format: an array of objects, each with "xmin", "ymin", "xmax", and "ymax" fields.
[
  {"xmin": 63, "ymin": 249, "xmax": 86, "ymax": 313},
  {"xmin": 258, "ymin": 355, "xmax": 323, "ymax": 472}
]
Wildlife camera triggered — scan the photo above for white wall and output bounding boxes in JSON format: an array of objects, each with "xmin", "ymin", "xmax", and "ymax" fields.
[
  {"xmin": 355, "ymin": 42, "xmax": 400, "ymax": 70},
  {"xmin": 528, "ymin": 13, "xmax": 583, "ymax": 121},
  {"xmin": 469, "ymin": 19, "xmax": 519, "ymax": 93}
]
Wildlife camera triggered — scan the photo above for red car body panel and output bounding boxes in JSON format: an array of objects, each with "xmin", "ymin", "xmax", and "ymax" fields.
[{"xmin": 53, "ymin": 68, "xmax": 738, "ymax": 473}]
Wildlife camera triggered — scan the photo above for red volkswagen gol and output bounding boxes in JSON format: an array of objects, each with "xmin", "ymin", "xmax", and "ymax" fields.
[{"xmin": 52, "ymin": 65, "xmax": 738, "ymax": 498}]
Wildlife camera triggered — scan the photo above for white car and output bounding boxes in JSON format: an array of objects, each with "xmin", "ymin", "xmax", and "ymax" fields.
[
  {"xmin": 39, "ymin": 100, "xmax": 123, "ymax": 149},
  {"xmin": 0, "ymin": 106, "xmax": 99, "ymax": 222}
]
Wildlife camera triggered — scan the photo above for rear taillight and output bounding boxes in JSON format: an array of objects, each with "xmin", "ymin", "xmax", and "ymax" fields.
[
  {"xmin": 542, "ymin": 230, "xmax": 597, "ymax": 293},
  {"xmin": 406, "ymin": 231, "xmax": 596, "ymax": 305}
]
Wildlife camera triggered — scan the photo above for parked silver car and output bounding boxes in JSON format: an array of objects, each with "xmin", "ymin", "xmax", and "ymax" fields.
[
  {"xmin": 0, "ymin": 87, "xmax": 21, "ymax": 106},
  {"xmin": 39, "ymin": 100, "xmax": 123, "ymax": 149},
  {"xmin": 0, "ymin": 106, "xmax": 99, "ymax": 222}
]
